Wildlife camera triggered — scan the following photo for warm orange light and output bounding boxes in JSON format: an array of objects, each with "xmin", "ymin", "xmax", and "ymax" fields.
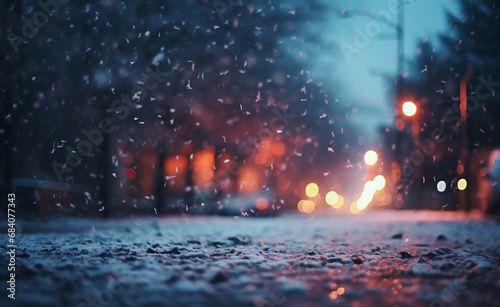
[
  {"xmin": 255, "ymin": 153, "xmax": 268, "ymax": 165},
  {"xmin": 238, "ymin": 166, "xmax": 259, "ymax": 192},
  {"xmin": 165, "ymin": 155, "xmax": 188, "ymax": 176},
  {"xmin": 164, "ymin": 155, "xmax": 188, "ymax": 189},
  {"xmin": 305, "ymin": 183, "xmax": 319, "ymax": 197},
  {"xmin": 204, "ymin": 145, "xmax": 216, "ymax": 154},
  {"xmin": 364, "ymin": 150, "xmax": 378, "ymax": 166},
  {"xmin": 193, "ymin": 148, "xmax": 215, "ymax": 186},
  {"xmin": 258, "ymin": 139, "xmax": 272, "ymax": 152},
  {"xmin": 271, "ymin": 142, "xmax": 286, "ymax": 156},
  {"xmin": 255, "ymin": 197, "xmax": 269, "ymax": 210},
  {"xmin": 333, "ymin": 195, "xmax": 344, "ymax": 209},
  {"xmin": 297, "ymin": 199, "xmax": 306, "ymax": 212},
  {"xmin": 402, "ymin": 101, "xmax": 417, "ymax": 117},
  {"xmin": 337, "ymin": 287, "xmax": 345, "ymax": 295},
  {"xmin": 350, "ymin": 202, "xmax": 360, "ymax": 214},
  {"xmin": 457, "ymin": 164, "xmax": 464, "ymax": 175},
  {"xmin": 329, "ymin": 291, "xmax": 338, "ymax": 300},
  {"xmin": 300, "ymin": 200, "xmax": 315, "ymax": 213}
]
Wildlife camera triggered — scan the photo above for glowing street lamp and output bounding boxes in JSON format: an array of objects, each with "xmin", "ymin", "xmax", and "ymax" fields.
[
  {"xmin": 402, "ymin": 100, "xmax": 421, "ymax": 208},
  {"xmin": 402, "ymin": 101, "xmax": 417, "ymax": 117}
]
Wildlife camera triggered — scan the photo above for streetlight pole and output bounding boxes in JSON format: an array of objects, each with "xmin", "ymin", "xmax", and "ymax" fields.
[
  {"xmin": 402, "ymin": 101, "xmax": 419, "ymax": 207},
  {"xmin": 460, "ymin": 71, "xmax": 471, "ymax": 211},
  {"xmin": 341, "ymin": 0, "xmax": 406, "ymax": 208},
  {"xmin": 397, "ymin": 0, "xmax": 405, "ymax": 86},
  {"xmin": 411, "ymin": 115, "xmax": 421, "ymax": 208},
  {"xmin": 395, "ymin": 0, "xmax": 406, "ymax": 207}
]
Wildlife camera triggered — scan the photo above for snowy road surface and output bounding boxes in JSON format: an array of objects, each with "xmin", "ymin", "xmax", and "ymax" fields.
[{"xmin": 1, "ymin": 210, "xmax": 500, "ymax": 307}]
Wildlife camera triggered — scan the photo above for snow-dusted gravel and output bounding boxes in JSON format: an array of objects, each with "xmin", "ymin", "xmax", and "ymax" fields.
[{"xmin": 1, "ymin": 210, "xmax": 499, "ymax": 307}]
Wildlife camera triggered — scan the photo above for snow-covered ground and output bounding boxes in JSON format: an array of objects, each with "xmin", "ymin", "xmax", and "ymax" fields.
[{"xmin": 2, "ymin": 210, "xmax": 499, "ymax": 307}]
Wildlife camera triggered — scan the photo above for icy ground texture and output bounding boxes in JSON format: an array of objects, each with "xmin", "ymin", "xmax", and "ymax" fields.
[{"xmin": 1, "ymin": 211, "xmax": 500, "ymax": 307}]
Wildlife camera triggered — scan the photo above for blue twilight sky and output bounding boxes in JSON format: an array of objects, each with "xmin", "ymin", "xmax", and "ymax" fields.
[{"xmin": 295, "ymin": 0, "xmax": 461, "ymax": 146}]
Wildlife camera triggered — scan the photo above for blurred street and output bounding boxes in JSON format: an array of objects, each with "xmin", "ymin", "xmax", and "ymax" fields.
[
  {"xmin": 2, "ymin": 210, "xmax": 499, "ymax": 307},
  {"xmin": 3, "ymin": 1, "xmax": 500, "ymax": 306}
]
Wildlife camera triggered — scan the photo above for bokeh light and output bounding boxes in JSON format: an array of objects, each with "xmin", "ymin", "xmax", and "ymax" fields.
[
  {"xmin": 457, "ymin": 178, "xmax": 467, "ymax": 190},
  {"xmin": 354, "ymin": 176, "xmax": 385, "ymax": 212},
  {"xmin": 271, "ymin": 142, "xmax": 286, "ymax": 156},
  {"xmin": 193, "ymin": 146, "xmax": 215, "ymax": 186},
  {"xmin": 329, "ymin": 291, "xmax": 338, "ymax": 300},
  {"xmin": 402, "ymin": 101, "xmax": 417, "ymax": 117},
  {"xmin": 297, "ymin": 199, "xmax": 306, "ymax": 212},
  {"xmin": 298, "ymin": 200, "xmax": 315, "ymax": 213},
  {"xmin": 350, "ymin": 202, "xmax": 360, "ymax": 214},
  {"xmin": 356, "ymin": 191, "xmax": 374, "ymax": 211},
  {"xmin": 255, "ymin": 153, "xmax": 268, "ymax": 165},
  {"xmin": 364, "ymin": 150, "xmax": 378, "ymax": 166},
  {"xmin": 373, "ymin": 175, "xmax": 386, "ymax": 190},
  {"xmin": 125, "ymin": 168, "xmax": 136, "ymax": 180},
  {"xmin": 305, "ymin": 183, "xmax": 319, "ymax": 197},
  {"xmin": 363, "ymin": 181, "xmax": 376, "ymax": 194},
  {"xmin": 238, "ymin": 166, "xmax": 259, "ymax": 193},
  {"xmin": 255, "ymin": 197, "xmax": 269, "ymax": 210},
  {"xmin": 437, "ymin": 181, "xmax": 446, "ymax": 192},
  {"xmin": 325, "ymin": 191, "xmax": 339, "ymax": 206},
  {"xmin": 333, "ymin": 196, "xmax": 345, "ymax": 209}
]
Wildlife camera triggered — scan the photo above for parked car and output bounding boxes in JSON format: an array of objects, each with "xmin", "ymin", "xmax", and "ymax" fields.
[
  {"xmin": 215, "ymin": 189, "xmax": 280, "ymax": 217},
  {"xmin": 478, "ymin": 149, "xmax": 500, "ymax": 214}
]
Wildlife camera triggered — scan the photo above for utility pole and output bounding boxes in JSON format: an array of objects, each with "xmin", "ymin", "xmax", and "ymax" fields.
[
  {"xmin": 460, "ymin": 71, "xmax": 471, "ymax": 211},
  {"xmin": 341, "ymin": 1, "xmax": 406, "ymax": 207},
  {"xmin": 395, "ymin": 0, "xmax": 406, "ymax": 206}
]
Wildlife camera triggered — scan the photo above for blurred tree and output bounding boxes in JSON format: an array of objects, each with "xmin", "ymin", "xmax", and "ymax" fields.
[
  {"xmin": 1, "ymin": 0, "xmax": 356, "ymax": 214},
  {"xmin": 401, "ymin": 0, "xmax": 500, "ymax": 209}
]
